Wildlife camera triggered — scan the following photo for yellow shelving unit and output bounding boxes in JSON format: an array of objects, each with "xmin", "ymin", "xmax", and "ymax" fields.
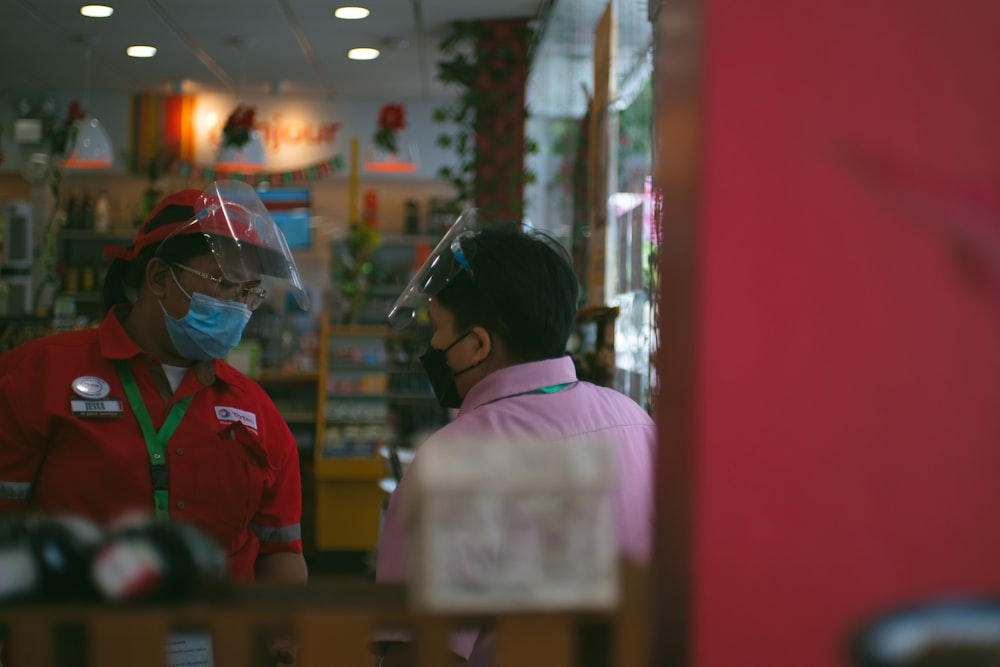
[{"xmin": 313, "ymin": 322, "xmax": 392, "ymax": 552}]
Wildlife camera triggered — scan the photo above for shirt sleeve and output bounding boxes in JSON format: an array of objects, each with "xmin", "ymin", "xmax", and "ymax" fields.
[
  {"xmin": 250, "ymin": 402, "xmax": 303, "ymax": 555},
  {"xmin": 0, "ymin": 347, "xmax": 46, "ymax": 514}
]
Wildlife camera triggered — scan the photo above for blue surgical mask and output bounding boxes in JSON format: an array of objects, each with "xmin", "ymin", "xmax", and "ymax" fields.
[{"xmin": 162, "ymin": 270, "xmax": 252, "ymax": 360}]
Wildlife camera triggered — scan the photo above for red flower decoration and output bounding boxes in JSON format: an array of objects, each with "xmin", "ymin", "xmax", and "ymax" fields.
[
  {"xmin": 374, "ymin": 103, "xmax": 407, "ymax": 154},
  {"xmin": 222, "ymin": 104, "xmax": 257, "ymax": 149},
  {"xmin": 378, "ymin": 103, "xmax": 406, "ymax": 131},
  {"xmin": 66, "ymin": 99, "xmax": 87, "ymax": 124},
  {"xmin": 49, "ymin": 99, "xmax": 87, "ymax": 156}
]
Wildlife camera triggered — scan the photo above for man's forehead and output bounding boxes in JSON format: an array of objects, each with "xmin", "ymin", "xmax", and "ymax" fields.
[{"xmin": 427, "ymin": 299, "xmax": 454, "ymax": 326}]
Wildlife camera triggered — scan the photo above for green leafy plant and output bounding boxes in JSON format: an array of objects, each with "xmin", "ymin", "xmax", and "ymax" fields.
[
  {"xmin": 432, "ymin": 20, "xmax": 539, "ymax": 219},
  {"xmin": 330, "ymin": 222, "xmax": 383, "ymax": 325},
  {"xmin": 33, "ymin": 100, "xmax": 90, "ymax": 313}
]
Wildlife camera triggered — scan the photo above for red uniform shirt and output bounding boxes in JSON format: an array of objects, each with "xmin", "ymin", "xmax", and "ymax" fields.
[{"xmin": 0, "ymin": 306, "xmax": 302, "ymax": 580}]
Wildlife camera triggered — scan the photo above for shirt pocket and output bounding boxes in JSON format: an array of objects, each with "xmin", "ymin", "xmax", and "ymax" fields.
[{"xmin": 194, "ymin": 422, "xmax": 268, "ymax": 545}]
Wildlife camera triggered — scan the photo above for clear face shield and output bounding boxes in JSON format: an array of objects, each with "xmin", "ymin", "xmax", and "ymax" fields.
[
  {"xmin": 387, "ymin": 208, "xmax": 484, "ymax": 329},
  {"xmin": 157, "ymin": 180, "xmax": 310, "ymax": 311}
]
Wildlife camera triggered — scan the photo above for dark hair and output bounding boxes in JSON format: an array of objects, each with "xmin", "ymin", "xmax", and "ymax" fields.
[
  {"xmin": 434, "ymin": 223, "xmax": 579, "ymax": 362},
  {"xmin": 102, "ymin": 204, "xmax": 212, "ymax": 310}
]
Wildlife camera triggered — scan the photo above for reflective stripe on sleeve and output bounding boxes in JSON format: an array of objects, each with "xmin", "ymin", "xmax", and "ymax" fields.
[
  {"xmin": 250, "ymin": 522, "xmax": 301, "ymax": 542},
  {"xmin": 0, "ymin": 481, "xmax": 31, "ymax": 499}
]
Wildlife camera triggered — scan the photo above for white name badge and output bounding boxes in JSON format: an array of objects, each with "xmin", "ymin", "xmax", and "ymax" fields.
[
  {"xmin": 70, "ymin": 399, "xmax": 124, "ymax": 418},
  {"xmin": 165, "ymin": 632, "xmax": 213, "ymax": 667}
]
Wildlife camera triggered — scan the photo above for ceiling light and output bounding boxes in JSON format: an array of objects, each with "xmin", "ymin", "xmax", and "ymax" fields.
[
  {"xmin": 348, "ymin": 47, "xmax": 380, "ymax": 61},
  {"xmin": 126, "ymin": 45, "xmax": 157, "ymax": 58},
  {"xmin": 334, "ymin": 6, "xmax": 370, "ymax": 20},
  {"xmin": 80, "ymin": 5, "xmax": 114, "ymax": 18}
]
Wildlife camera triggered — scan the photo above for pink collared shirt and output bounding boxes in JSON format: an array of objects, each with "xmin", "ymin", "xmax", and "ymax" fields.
[{"xmin": 376, "ymin": 356, "xmax": 656, "ymax": 664}]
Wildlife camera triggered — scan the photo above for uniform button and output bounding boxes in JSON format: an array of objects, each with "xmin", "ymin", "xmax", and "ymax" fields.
[
  {"xmin": 176, "ymin": 500, "xmax": 185, "ymax": 510},
  {"xmin": 153, "ymin": 453, "xmax": 162, "ymax": 460},
  {"xmin": 176, "ymin": 447, "xmax": 184, "ymax": 455}
]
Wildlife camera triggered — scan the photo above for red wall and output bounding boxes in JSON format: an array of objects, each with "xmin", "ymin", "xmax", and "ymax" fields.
[{"xmin": 683, "ymin": 2, "xmax": 1000, "ymax": 666}]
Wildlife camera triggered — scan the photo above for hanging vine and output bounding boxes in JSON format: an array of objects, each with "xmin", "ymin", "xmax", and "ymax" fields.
[{"xmin": 432, "ymin": 20, "xmax": 539, "ymax": 220}]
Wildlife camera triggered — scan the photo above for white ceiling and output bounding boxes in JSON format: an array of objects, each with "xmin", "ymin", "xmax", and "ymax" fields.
[
  {"xmin": 0, "ymin": 0, "xmax": 549, "ymax": 100},
  {"xmin": 0, "ymin": 0, "xmax": 652, "ymax": 126}
]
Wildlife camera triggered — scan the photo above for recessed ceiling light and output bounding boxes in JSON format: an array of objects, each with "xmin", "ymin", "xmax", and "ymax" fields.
[
  {"xmin": 334, "ymin": 6, "xmax": 370, "ymax": 20},
  {"xmin": 348, "ymin": 47, "xmax": 380, "ymax": 61},
  {"xmin": 126, "ymin": 45, "xmax": 157, "ymax": 58},
  {"xmin": 80, "ymin": 5, "xmax": 114, "ymax": 18}
]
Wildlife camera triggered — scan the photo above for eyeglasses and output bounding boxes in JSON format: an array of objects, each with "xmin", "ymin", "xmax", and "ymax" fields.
[{"xmin": 171, "ymin": 263, "xmax": 268, "ymax": 311}]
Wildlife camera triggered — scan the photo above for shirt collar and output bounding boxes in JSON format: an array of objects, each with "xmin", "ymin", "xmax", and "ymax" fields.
[
  {"xmin": 98, "ymin": 304, "xmax": 145, "ymax": 360},
  {"xmin": 459, "ymin": 356, "xmax": 579, "ymax": 414},
  {"xmin": 98, "ymin": 304, "xmax": 225, "ymax": 386}
]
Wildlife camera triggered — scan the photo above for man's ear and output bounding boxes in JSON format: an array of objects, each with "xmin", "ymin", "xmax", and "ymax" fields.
[
  {"xmin": 469, "ymin": 326, "xmax": 492, "ymax": 364},
  {"xmin": 145, "ymin": 257, "xmax": 172, "ymax": 299}
]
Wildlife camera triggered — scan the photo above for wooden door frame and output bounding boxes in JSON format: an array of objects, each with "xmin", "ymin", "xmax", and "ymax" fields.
[{"xmin": 650, "ymin": 0, "xmax": 704, "ymax": 665}]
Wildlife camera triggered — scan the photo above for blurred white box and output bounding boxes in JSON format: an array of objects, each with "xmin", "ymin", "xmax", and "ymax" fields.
[
  {"xmin": 13, "ymin": 118, "xmax": 42, "ymax": 143},
  {"xmin": 405, "ymin": 436, "xmax": 618, "ymax": 612}
]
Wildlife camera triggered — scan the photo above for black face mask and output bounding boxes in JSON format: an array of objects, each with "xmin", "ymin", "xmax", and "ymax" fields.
[{"xmin": 419, "ymin": 331, "xmax": 482, "ymax": 409}]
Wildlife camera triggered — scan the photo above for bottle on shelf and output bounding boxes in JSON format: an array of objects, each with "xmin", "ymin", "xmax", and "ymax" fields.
[
  {"xmin": 0, "ymin": 512, "xmax": 105, "ymax": 602},
  {"xmin": 93, "ymin": 189, "xmax": 111, "ymax": 233},
  {"xmin": 363, "ymin": 189, "xmax": 379, "ymax": 229},
  {"xmin": 64, "ymin": 192, "xmax": 80, "ymax": 230},
  {"xmin": 80, "ymin": 190, "xmax": 94, "ymax": 231},
  {"xmin": 404, "ymin": 199, "xmax": 420, "ymax": 234},
  {"xmin": 80, "ymin": 265, "xmax": 95, "ymax": 293},
  {"xmin": 91, "ymin": 517, "xmax": 229, "ymax": 603},
  {"xmin": 63, "ymin": 265, "xmax": 79, "ymax": 294}
]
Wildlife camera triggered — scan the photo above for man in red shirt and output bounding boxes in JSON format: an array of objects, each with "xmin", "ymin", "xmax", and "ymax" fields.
[{"xmin": 0, "ymin": 181, "xmax": 308, "ymax": 662}]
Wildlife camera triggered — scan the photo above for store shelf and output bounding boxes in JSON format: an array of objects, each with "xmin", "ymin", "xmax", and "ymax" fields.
[
  {"xmin": 280, "ymin": 411, "xmax": 318, "ymax": 423},
  {"xmin": 257, "ymin": 370, "xmax": 321, "ymax": 456},
  {"xmin": 57, "ymin": 229, "xmax": 134, "ymax": 242},
  {"xmin": 60, "ymin": 291, "xmax": 103, "ymax": 302},
  {"xmin": 324, "ymin": 421, "xmax": 387, "ymax": 428},
  {"xmin": 385, "ymin": 394, "xmax": 439, "ymax": 403},
  {"xmin": 326, "ymin": 392, "xmax": 390, "ymax": 400},
  {"xmin": 258, "ymin": 370, "xmax": 321, "ymax": 383},
  {"xmin": 327, "ymin": 363, "xmax": 393, "ymax": 372},
  {"xmin": 312, "ymin": 320, "xmax": 448, "ymax": 552},
  {"xmin": 54, "ymin": 228, "xmax": 133, "ymax": 325},
  {"xmin": 314, "ymin": 456, "xmax": 385, "ymax": 480}
]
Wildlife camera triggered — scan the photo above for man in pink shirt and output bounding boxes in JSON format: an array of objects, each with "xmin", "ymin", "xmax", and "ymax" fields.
[{"xmin": 375, "ymin": 210, "xmax": 656, "ymax": 666}]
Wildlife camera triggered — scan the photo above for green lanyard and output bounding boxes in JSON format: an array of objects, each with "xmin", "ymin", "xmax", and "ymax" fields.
[
  {"xmin": 533, "ymin": 383, "xmax": 573, "ymax": 394},
  {"xmin": 483, "ymin": 382, "xmax": 575, "ymax": 407},
  {"xmin": 114, "ymin": 360, "xmax": 194, "ymax": 519}
]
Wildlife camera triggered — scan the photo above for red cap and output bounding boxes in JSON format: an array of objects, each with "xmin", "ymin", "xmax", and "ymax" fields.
[
  {"xmin": 103, "ymin": 188, "xmax": 265, "ymax": 262},
  {"xmin": 104, "ymin": 189, "xmax": 202, "ymax": 261}
]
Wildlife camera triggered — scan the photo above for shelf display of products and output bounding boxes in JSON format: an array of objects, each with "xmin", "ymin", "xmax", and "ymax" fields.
[
  {"xmin": 322, "ymin": 424, "xmax": 395, "ymax": 459},
  {"xmin": 255, "ymin": 370, "xmax": 320, "ymax": 454},
  {"xmin": 55, "ymin": 229, "xmax": 133, "ymax": 324},
  {"xmin": 312, "ymin": 322, "xmax": 447, "ymax": 552}
]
